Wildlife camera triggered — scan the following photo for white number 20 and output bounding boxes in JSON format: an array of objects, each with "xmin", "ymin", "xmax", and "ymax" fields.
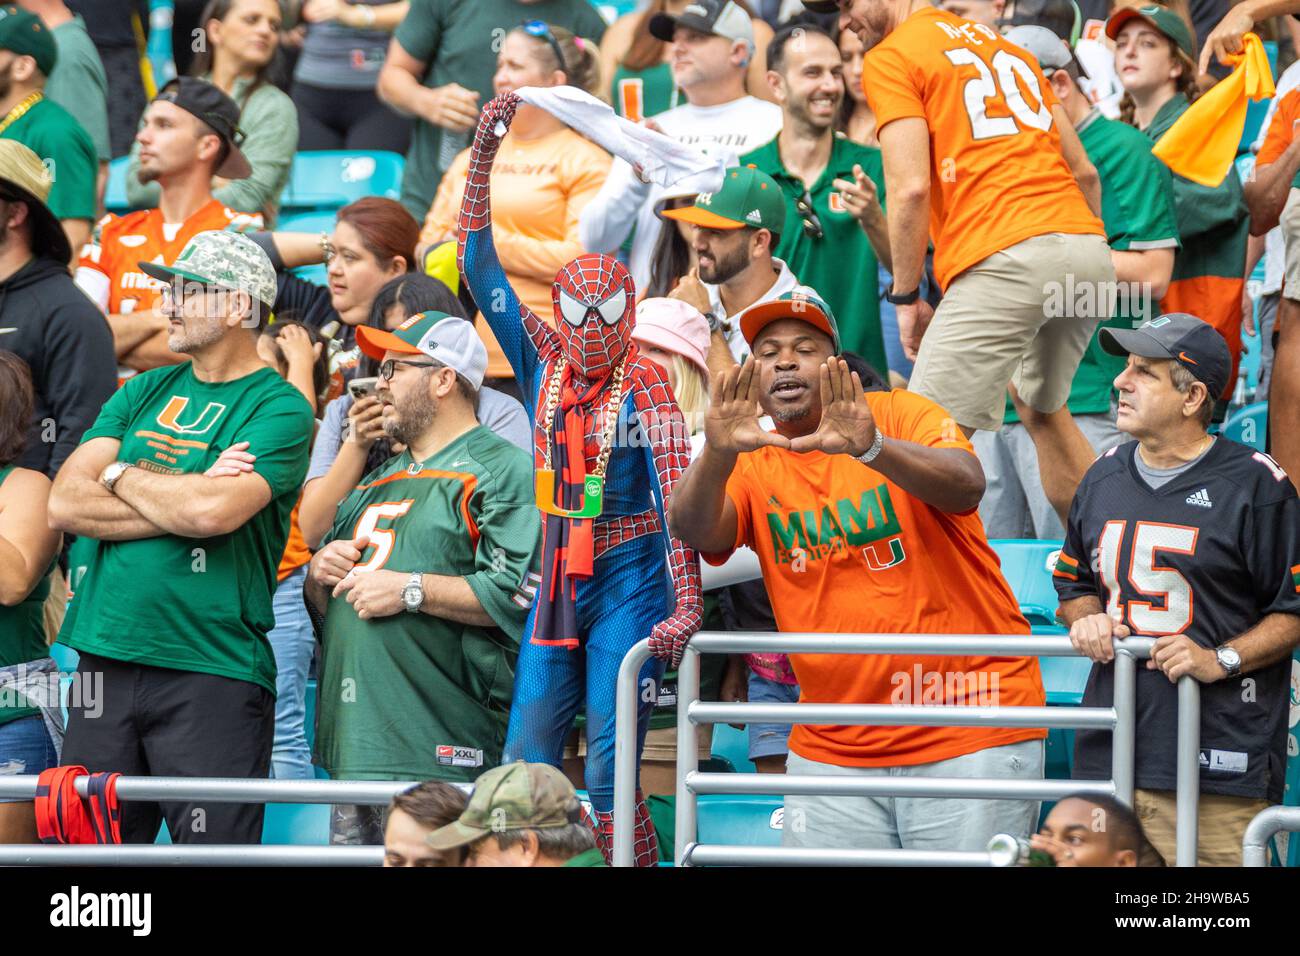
[
  {"xmin": 1097, "ymin": 520, "xmax": 1199, "ymax": 635},
  {"xmin": 943, "ymin": 48, "xmax": 1052, "ymax": 140}
]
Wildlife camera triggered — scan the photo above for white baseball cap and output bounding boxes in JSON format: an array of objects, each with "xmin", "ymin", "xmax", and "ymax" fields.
[{"xmin": 356, "ymin": 312, "xmax": 489, "ymax": 390}]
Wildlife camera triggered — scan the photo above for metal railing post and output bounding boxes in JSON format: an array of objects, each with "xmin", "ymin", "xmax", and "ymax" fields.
[
  {"xmin": 1112, "ymin": 648, "xmax": 1136, "ymax": 806},
  {"xmin": 1176, "ymin": 676, "xmax": 1201, "ymax": 867},
  {"xmin": 612, "ymin": 638, "xmax": 653, "ymax": 867},
  {"xmin": 674, "ymin": 644, "xmax": 701, "ymax": 866},
  {"xmin": 1242, "ymin": 805, "xmax": 1300, "ymax": 866}
]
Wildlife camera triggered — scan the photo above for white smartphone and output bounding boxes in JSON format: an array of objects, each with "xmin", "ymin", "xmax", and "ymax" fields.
[{"xmin": 347, "ymin": 376, "xmax": 379, "ymax": 400}]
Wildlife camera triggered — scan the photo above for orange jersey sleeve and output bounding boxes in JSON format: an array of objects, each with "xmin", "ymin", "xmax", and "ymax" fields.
[
  {"xmin": 861, "ymin": 7, "xmax": 1104, "ymax": 289},
  {"xmin": 1256, "ymin": 87, "xmax": 1300, "ymax": 168}
]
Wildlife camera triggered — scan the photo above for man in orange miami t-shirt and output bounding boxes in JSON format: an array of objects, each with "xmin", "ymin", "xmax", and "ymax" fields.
[
  {"xmin": 806, "ymin": 0, "xmax": 1114, "ymax": 526},
  {"xmin": 669, "ymin": 290, "xmax": 1046, "ymax": 852}
]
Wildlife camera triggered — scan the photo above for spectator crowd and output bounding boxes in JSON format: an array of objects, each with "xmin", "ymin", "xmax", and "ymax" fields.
[{"xmin": 0, "ymin": 0, "xmax": 1296, "ymax": 869}]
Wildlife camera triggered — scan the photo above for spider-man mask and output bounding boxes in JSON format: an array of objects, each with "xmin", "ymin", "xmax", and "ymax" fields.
[{"xmin": 552, "ymin": 254, "xmax": 636, "ymax": 380}]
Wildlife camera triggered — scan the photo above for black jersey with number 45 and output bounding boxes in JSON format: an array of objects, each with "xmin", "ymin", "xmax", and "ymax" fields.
[{"xmin": 1054, "ymin": 438, "xmax": 1300, "ymax": 802}]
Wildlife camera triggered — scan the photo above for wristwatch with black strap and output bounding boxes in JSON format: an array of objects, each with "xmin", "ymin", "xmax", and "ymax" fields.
[{"xmin": 885, "ymin": 284, "xmax": 920, "ymax": 306}]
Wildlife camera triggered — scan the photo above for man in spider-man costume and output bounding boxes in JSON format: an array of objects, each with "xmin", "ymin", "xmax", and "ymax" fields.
[{"xmin": 457, "ymin": 91, "xmax": 703, "ymax": 866}]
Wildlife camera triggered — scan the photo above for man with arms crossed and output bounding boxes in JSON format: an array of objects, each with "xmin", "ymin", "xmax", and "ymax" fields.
[{"xmin": 49, "ymin": 231, "xmax": 313, "ymax": 844}]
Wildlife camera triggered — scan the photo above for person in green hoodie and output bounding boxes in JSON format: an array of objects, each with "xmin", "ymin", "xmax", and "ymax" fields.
[{"xmin": 1108, "ymin": 4, "xmax": 1248, "ymax": 418}]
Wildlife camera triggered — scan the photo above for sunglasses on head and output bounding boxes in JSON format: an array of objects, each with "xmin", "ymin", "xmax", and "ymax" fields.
[{"xmin": 521, "ymin": 19, "xmax": 566, "ymax": 71}]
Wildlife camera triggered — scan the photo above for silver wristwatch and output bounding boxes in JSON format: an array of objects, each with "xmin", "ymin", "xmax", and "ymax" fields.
[
  {"xmin": 856, "ymin": 429, "xmax": 885, "ymax": 465},
  {"xmin": 100, "ymin": 460, "xmax": 134, "ymax": 494},
  {"xmin": 401, "ymin": 572, "xmax": 424, "ymax": 613},
  {"xmin": 1215, "ymin": 646, "xmax": 1242, "ymax": 678}
]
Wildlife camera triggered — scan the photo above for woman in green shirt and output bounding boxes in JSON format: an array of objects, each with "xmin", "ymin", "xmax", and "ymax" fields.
[
  {"xmin": 0, "ymin": 353, "xmax": 62, "ymax": 844},
  {"xmin": 126, "ymin": 0, "xmax": 299, "ymax": 224}
]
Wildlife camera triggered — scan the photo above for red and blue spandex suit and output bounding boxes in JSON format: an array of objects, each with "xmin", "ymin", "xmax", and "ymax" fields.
[{"xmin": 457, "ymin": 92, "xmax": 702, "ymax": 866}]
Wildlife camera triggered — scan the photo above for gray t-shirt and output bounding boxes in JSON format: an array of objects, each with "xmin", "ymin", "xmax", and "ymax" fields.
[
  {"xmin": 294, "ymin": 1, "xmax": 390, "ymax": 91},
  {"xmin": 47, "ymin": 17, "xmax": 110, "ymax": 162},
  {"xmin": 307, "ymin": 387, "xmax": 533, "ymax": 482},
  {"xmin": 1133, "ymin": 438, "xmax": 1215, "ymax": 489}
]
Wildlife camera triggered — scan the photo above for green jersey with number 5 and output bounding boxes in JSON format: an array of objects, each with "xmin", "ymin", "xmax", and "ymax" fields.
[{"xmin": 316, "ymin": 426, "xmax": 540, "ymax": 781}]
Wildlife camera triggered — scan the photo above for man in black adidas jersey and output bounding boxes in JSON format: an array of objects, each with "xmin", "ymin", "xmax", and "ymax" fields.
[{"xmin": 1054, "ymin": 312, "xmax": 1300, "ymax": 867}]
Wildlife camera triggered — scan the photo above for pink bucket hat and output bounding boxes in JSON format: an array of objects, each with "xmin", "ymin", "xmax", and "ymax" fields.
[{"xmin": 633, "ymin": 298, "xmax": 711, "ymax": 377}]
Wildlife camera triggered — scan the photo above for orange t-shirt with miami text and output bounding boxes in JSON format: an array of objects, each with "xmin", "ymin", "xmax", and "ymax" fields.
[
  {"xmin": 861, "ymin": 6, "xmax": 1104, "ymax": 290},
  {"xmin": 703, "ymin": 389, "xmax": 1045, "ymax": 768}
]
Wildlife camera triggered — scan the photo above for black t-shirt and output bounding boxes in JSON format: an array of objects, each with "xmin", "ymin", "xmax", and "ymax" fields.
[
  {"xmin": 68, "ymin": 0, "xmax": 150, "ymax": 49},
  {"xmin": 1055, "ymin": 439, "xmax": 1300, "ymax": 802}
]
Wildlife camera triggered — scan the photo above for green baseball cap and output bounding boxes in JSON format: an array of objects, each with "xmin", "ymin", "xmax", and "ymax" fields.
[
  {"xmin": 1106, "ymin": 4, "xmax": 1195, "ymax": 60},
  {"xmin": 661, "ymin": 165, "xmax": 787, "ymax": 233},
  {"xmin": 426, "ymin": 762, "xmax": 581, "ymax": 851},
  {"xmin": 741, "ymin": 289, "xmax": 841, "ymax": 352},
  {"xmin": 0, "ymin": 6, "xmax": 55, "ymax": 76},
  {"xmin": 140, "ymin": 230, "xmax": 278, "ymax": 315}
]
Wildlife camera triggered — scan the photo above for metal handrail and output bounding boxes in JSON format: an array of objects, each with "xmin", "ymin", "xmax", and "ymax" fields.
[
  {"xmin": 0, "ymin": 776, "xmax": 423, "ymax": 804},
  {"xmin": 0, "ymin": 776, "xmax": 430, "ymax": 866},
  {"xmin": 1242, "ymin": 805, "xmax": 1300, "ymax": 866},
  {"xmin": 612, "ymin": 631, "xmax": 1210, "ymax": 867}
]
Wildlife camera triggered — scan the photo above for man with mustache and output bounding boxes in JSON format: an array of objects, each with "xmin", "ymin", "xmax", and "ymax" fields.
[{"xmin": 669, "ymin": 290, "xmax": 1047, "ymax": 852}]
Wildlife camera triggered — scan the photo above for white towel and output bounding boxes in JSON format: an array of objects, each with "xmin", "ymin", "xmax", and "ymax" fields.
[{"xmin": 513, "ymin": 85, "xmax": 726, "ymax": 192}]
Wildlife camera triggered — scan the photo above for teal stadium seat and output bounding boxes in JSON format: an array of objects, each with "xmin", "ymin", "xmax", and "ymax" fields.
[
  {"xmin": 104, "ymin": 156, "xmax": 132, "ymax": 215},
  {"xmin": 988, "ymin": 538, "xmax": 1064, "ymax": 626},
  {"xmin": 697, "ymin": 795, "xmax": 784, "ymax": 849},
  {"xmin": 279, "ymin": 150, "xmax": 404, "ymax": 216},
  {"xmin": 710, "ymin": 722, "xmax": 756, "ymax": 773},
  {"xmin": 276, "ymin": 211, "xmax": 338, "ymax": 288},
  {"xmin": 1221, "ymin": 402, "xmax": 1268, "ymax": 451}
]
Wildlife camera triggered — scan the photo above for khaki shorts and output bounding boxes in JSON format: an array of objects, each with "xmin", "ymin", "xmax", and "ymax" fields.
[
  {"xmin": 1133, "ymin": 788, "xmax": 1270, "ymax": 867},
  {"xmin": 1281, "ymin": 188, "xmax": 1300, "ymax": 301},
  {"xmin": 910, "ymin": 232, "xmax": 1115, "ymax": 432}
]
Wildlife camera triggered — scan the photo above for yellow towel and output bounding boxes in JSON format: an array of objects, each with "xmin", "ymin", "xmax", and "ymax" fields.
[
  {"xmin": 422, "ymin": 240, "xmax": 460, "ymax": 295},
  {"xmin": 1151, "ymin": 32, "xmax": 1275, "ymax": 187}
]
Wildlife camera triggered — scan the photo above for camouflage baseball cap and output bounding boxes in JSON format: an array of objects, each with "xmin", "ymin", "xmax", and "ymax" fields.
[
  {"xmin": 425, "ymin": 762, "xmax": 581, "ymax": 851},
  {"xmin": 140, "ymin": 230, "xmax": 278, "ymax": 314}
]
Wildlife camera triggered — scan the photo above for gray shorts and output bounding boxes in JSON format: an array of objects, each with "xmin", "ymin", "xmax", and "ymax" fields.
[
  {"xmin": 781, "ymin": 738, "xmax": 1044, "ymax": 851},
  {"xmin": 972, "ymin": 411, "xmax": 1128, "ymax": 539}
]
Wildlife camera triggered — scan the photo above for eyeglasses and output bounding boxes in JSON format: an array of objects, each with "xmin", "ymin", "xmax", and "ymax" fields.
[
  {"xmin": 162, "ymin": 278, "xmax": 219, "ymax": 305},
  {"xmin": 796, "ymin": 191, "xmax": 824, "ymax": 240},
  {"xmin": 521, "ymin": 19, "xmax": 566, "ymax": 71},
  {"xmin": 379, "ymin": 358, "xmax": 443, "ymax": 381}
]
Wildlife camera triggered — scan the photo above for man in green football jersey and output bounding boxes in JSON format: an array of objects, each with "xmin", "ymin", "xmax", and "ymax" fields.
[
  {"xmin": 48, "ymin": 229, "xmax": 314, "ymax": 844},
  {"xmin": 305, "ymin": 311, "xmax": 541, "ymax": 845}
]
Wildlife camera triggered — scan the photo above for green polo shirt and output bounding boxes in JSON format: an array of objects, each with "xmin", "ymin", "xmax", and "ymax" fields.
[
  {"xmin": 561, "ymin": 847, "xmax": 608, "ymax": 867},
  {"xmin": 1, "ymin": 95, "xmax": 96, "ymax": 222},
  {"xmin": 1006, "ymin": 110, "xmax": 1180, "ymax": 422},
  {"xmin": 740, "ymin": 133, "xmax": 888, "ymax": 376}
]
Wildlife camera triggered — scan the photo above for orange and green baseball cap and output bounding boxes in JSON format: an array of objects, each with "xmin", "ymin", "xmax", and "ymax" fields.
[
  {"xmin": 741, "ymin": 289, "xmax": 840, "ymax": 352},
  {"xmin": 661, "ymin": 165, "xmax": 787, "ymax": 233},
  {"xmin": 1105, "ymin": 4, "xmax": 1194, "ymax": 60}
]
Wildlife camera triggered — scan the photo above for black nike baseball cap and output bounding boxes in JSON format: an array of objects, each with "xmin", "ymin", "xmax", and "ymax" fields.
[
  {"xmin": 153, "ymin": 77, "xmax": 251, "ymax": 180},
  {"xmin": 649, "ymin": 0, "xmax": 754, "ymax": 45},
  {"xmin": 998, "ymin": 0, "xmax": 1083, "ymax": 45},
  {"xmin": 1100, "ymin": 313, "xmax": 1231, "ymax": 398}
]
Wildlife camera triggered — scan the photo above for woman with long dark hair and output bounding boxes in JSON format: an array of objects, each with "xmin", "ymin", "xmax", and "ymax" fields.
[
  {"xmin": 0, "ymin": 352, "xmax": 62, "ymax": 843},
  {"xmin": 127, "ymin": 0, "xmax": 299, "ymax": 223},
  {"xmin": 297, "ymin": 272, "xmax": 530, "ymax": 548}
]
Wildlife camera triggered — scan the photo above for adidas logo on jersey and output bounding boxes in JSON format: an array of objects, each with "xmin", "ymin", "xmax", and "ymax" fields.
[
  {"xmin": 746, "ymin": 209, "xmax": 762, "ymax": 224},
  {"xmin": 1185, "ymin": 488, "xmax": 1213, "ymax": 508}
]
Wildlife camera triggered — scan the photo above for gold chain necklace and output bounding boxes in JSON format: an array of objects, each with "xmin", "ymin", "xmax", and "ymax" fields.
[
  {"xmin": 534, "ymin": 356, "xmax": 628, "ymax": 519},
  {"xmin": 0, "ymin": 91, "xmax": 44, "ymax": 137}
]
